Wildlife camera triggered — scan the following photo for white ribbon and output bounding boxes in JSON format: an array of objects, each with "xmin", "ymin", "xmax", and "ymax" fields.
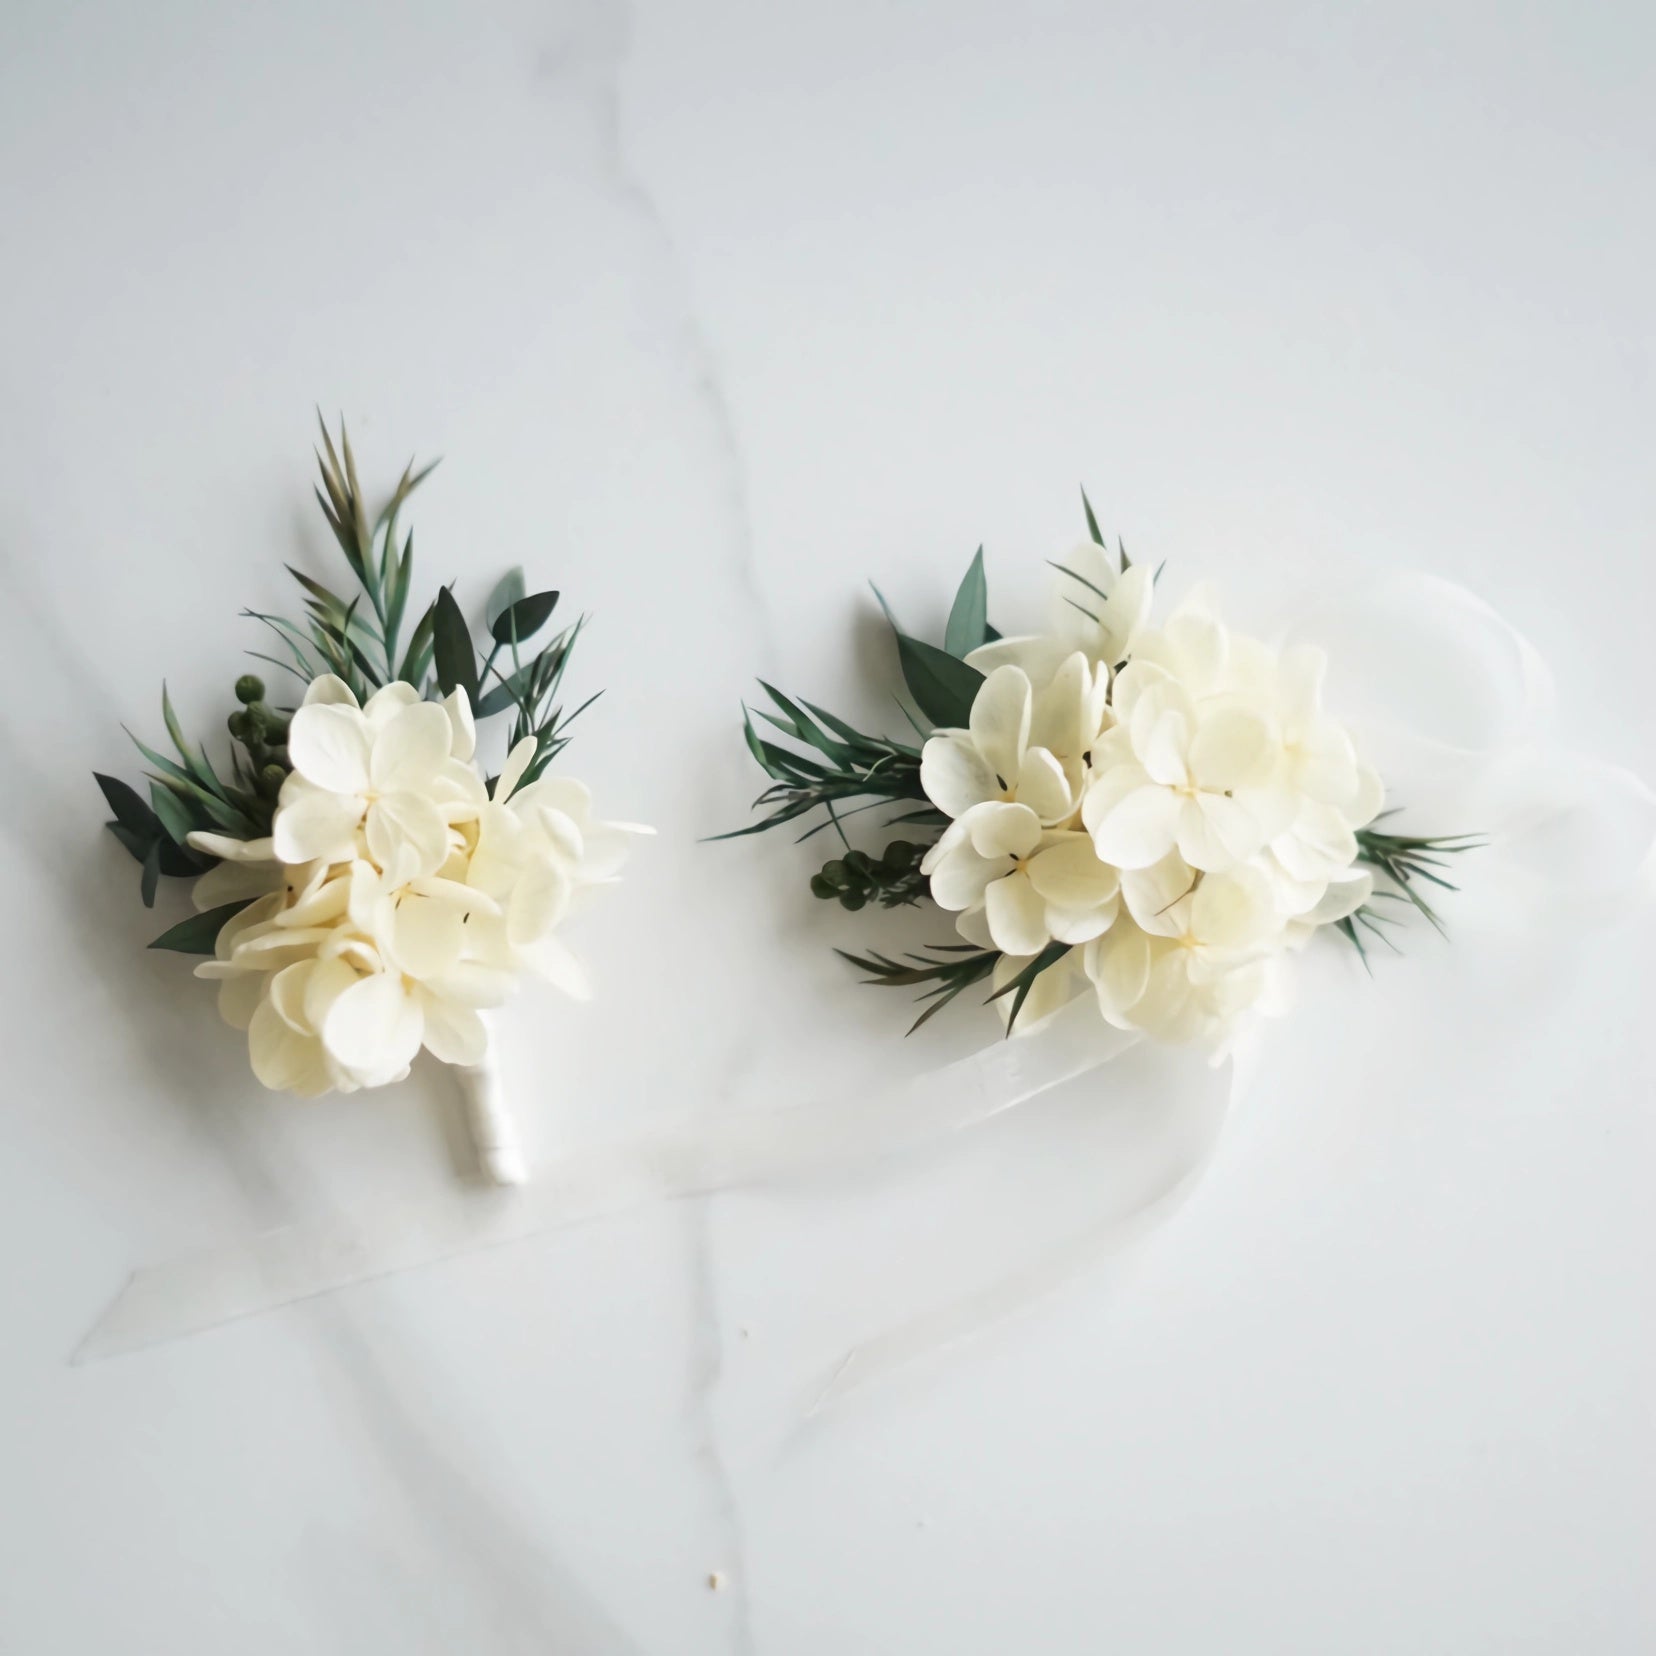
[{"xmin": 76, "ymin": 575, "xmax": 1656, "ymax": 1375}]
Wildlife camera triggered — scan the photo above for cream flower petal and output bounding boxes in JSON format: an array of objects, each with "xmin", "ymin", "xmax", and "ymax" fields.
[
  {"xmin": 495, "ymin": 737, "xmax": 539, "ymax": 804},
  {"xmin": 441, "ymin": 689, "xmax": 477, "ymax": 763},
  {"xmin": 1177, "ymin": 791, "xmax": 1261, "ymax": 871},
  {"xmin": 362, "ymin": 680, "xmax": 421, "ymax": 728},
  {"xmin": 288, "ymin": 704, "xmax": 373, "ymax": 793},
  {"xmin": 248, "ymin": 999, "xmax": 332, "ymax": 1093},
  {"xmin": 531, "ymin": 806, "xmax": 585, "ymax": 866},
  {"xmin": 1188, "ymin": 700, "xmax": 1276, "ymax": 793},
  {"xmin": 507, "ymin": 862, "xmax": 573, "ymax": 946},
  {"xmin": 511, "ymin": 775, "xmax": 592, "ymax": 823},
  {"xmin": 1028, "ymin": 652, "xmax": 1091, "ymax": 757},
  {"xmin": 1047, "ymin": 892, "xmax": 1118, "ymax": 945},
  {"xmin": 1305, "ymin": 870, "xmax": 1374, "ymax": 924},
  {"xmin": 1089, "ymin": 782, "xmax": 1182, "ymax": 869},
  {"xmin": 1274, "ymin": 799, "xmax": 1359, "ymax": 882},
  {"xmin": 1085, "ymin": 921, "xmax": 1151, "ymax": 1024},
  {"xmin": 302, "ymin": 674, "xmax": 360, "ymax": 709},
  {"xmin": 370, "ymin": 702, "xmax": 453, "ymax": 792},
  {"xmin": 186, "ymin": 831, "xmax": 277, "ymax": 864},
  {"xmin": 1121, "ymin": 853, "xmax": 1197, "ymax": 935},
  {"xmin": 1191, "ymin": 866, "xmax": 1277, "ymax": 952},
  {"xmin": 391, "ymin": 895, "xmax": 466, "ymax": 980},
  {"xmin": 366, "ymin": 791, "xmax": 450, "ymax": 885},
  {"xmin": 953, "ymin": 905, "xmax": 995, "ymax": 950},
  {"xmin": 1294, "ymin": 720, "xmax": 1358, "ymax": 804},
  {"xmin": 964, "ymin": 800, "xmax": 1044, "ymax": 860},
  {"xmin": 1109, "ymin": 659, "xmax": 1174, "ymax": 725},
  {"xmin": 920, "ymin": 733, "xmax": 1001, "ymax": 819},
  {"xmin": 302, "ymin": 955, "xmax": 360, "ymax": 1033},
  {"xmin": 963, "ymin": 635, "xmax": 1069, "ymax": 682},
  {"xmin": 216, "ymin": 971, "xmax": 264, "ymax": 1032},
  {"xmin": 1137, "ymin": 707, "xmax": 1192, "ymax": 788},
  {"xmin": 414, "ymin": 991, "xmax": 487, "ymax": 1065},
  {"xmin": 191, "ymin": 858, "xmax": 283, "ymax": 911},
  {"xmin": 1132, "ymin": 952, "xmax": 1208, "ymax": 1044},
  {"xmin": 426, "ymin": 961, "xmax": 516, "ymax": 1009},
  {"xmin": 1027, "ymin": 834, "xmax": 1120, "ymax": 908},
  {"xmin": 985, "ymin": 871, "xmax": 1050, "ymax": 957},
  {"xmin": 269, "ymin": 960, "xmax": 317, "ymax": 1034},
  {"xmin": 969, "ymin": 666, "xmax": 1033, "ymax": 787},
  {"xmin": 321, "ymin": 973, "xmax": 423, "ymax": 1078},
  {"xmin": 276, "ymin": 871, "xmax": 353, "ymax": 928},
  {"xmin": 926, "ymin": 842, "xmax": 1002, "ymax": 912},
  {"xmin": 1016, "ymin": 747, "xmax": 1077, "ymax": 826}
]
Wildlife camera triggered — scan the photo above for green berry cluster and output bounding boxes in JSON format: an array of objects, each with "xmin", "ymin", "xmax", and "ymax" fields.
[
  {"xmin": 226, "ymin": 675, "xmax": 292, "ymax": 798},
  {"xmin": 810, "ymin": 840, "xmax": 929, "ymax": 911}
]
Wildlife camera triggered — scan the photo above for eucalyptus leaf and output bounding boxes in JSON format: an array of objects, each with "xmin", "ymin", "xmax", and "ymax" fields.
[
  {"xmin": 943, "ymin": 546, "xmax": 989, "ymax": 659},
  {"xmin": 491, "ymin": 590, "xmax": 559, "ymax": 646},
  {"xmin": 148, "ymin": 899, "xmax": 255, "ymax": 955},
  {"xmin": 95, "ymin": 773, "xmax": 162, "ymax": 840},
  {"xmin": 894, "ymin": 633, "xmax": 984, "ymax": 730},
  {"xmin": 433, "ymin": 586, "xmax": 478, "ymax": 707}
]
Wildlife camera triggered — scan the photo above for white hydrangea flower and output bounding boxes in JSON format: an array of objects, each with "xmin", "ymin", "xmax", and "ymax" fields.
[
  {"xmin": 911, "ymin": 572, "xmax": 1392, "ymax": 1054},
  {"xmin": 920, "ymin": 658, "xmax": 1106, "ymax": 829},
  {"xmin": 1081, "ymin": 655, "xmax": 1293, "ymax": 872},
  {"xmin": 273, "ymin": 675, "xmax": 486, "ymax": 884},
  {"xmin": 185, "ymin": 679, "xmax": 647, "ymax": 1099},
  {"xmin": 1082, "ymin": 856, "xmax": 1284, "ymax": 1048},
  {"xmin": 922, "ymin": 806, "xmax": 1121, "ymax": 957}
]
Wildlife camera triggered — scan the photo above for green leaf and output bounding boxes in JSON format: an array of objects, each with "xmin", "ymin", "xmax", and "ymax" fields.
[
  {"xmin": 485, "ymin": 567, "xmax": 527, "ymax": 632},
  {"xmin": 895, "ymin": 633, "xmax": 984, "ymax": 730},
  {"xmin": 147, "ymin": 780, "xmax": 197, "ymax": 846},
  {"xmin": 139, "ymin": 838, "xmax": 162, "ymax": 908},
  {"xmin": 1080, "ymin": 486, "xmax": 1105, "ymax": 546},
  {"xmin": 475, "ymin": 660, "xmax": 538, "ymax": 719},
  {"xmin": 398, "ymin": 599, "xmax": 437, "ymax": 685},
  {"xmin": 95, "ymin": 773, "xmax": 162, "ymax": 839},
  {"xmin": 148, "ymin": 899, "xmax": 255, "ymax": 955},
  {"xmin": 383, "ymin": 529, "xmax": 414, "ymax": 669},
  {"xmin": 433, "ymin": 586, "xmax": 478, "ymax": 707},
  {"xmin": 491, "ymin": 590, "xmax": 559, "ymax": 646},
  {"xmin": 943, "ymin": 546, "xmax": 989, "ymax": 659}
]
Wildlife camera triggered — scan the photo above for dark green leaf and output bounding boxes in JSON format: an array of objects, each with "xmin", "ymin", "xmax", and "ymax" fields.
[
  {"xmin": 943, "ymin": 546, "xmax": 989, "ymax": 658},
  {"xmin": 491, "ymin": 590, "xmax": 559, "ymax": 646},
  {"xmin": 895, "ymin": 633, "xmax": 984, "ymax": 729},
  {"xmin": 148, "ymin": 899, "xmax": 255, "ymax": 955},
  {"xmin": 95, "ymin": 773, "xmax": 162, "ymax": 839},
  {"xmin": 433, "ymin": 586, "xmax": 479, "ymax": 707},
  {"xmin": 139, "ymin": 839, "xmax": 162, "ymax": 908}
]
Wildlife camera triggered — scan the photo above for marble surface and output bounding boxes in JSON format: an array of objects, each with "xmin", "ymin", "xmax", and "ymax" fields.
[{"xmin": 3, "ymin": 3, "xmax": 1653, "ymax": 1651}]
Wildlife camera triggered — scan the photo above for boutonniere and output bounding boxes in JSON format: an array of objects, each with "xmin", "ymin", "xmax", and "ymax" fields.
[
  {"xmin": 729, "ymin": 493, "xmax": 1476, "ymax": 1053},
  {"xmin": 97, "ymin": 417, "xmax": 650, "ymax": 1182}
]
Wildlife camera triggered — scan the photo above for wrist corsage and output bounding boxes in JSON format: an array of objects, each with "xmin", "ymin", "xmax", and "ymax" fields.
[{"xmin": 731, "ymin": 494, "xmax": 1475, "ymax": 1054}]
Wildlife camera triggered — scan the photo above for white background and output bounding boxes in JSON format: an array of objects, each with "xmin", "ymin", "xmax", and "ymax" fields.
[{"xmin": 2, "ymin": 2, "xmax": 1652, "ymax": 1652}]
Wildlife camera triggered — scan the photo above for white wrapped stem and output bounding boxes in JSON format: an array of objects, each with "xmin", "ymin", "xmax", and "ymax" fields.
[{"xmin": 454, "ymin": 1026, "xmax": 526, "ymax": 1187}]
